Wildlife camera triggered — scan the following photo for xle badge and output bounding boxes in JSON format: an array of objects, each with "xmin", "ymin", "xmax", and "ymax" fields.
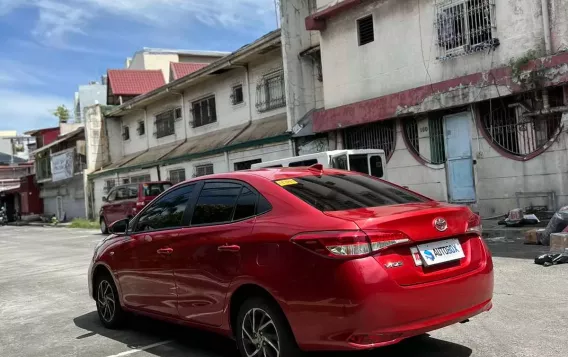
[{"xmin": 385, "ymin": 261, "xmax": 404, "ymax": 268}]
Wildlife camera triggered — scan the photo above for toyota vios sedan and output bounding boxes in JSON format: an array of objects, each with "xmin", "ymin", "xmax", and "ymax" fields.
[{"xmin": 88, "ymin": 166, "xmax": 493, "ymax": 356}]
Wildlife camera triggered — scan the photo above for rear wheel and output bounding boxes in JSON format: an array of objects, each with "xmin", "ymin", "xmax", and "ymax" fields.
[
  {"xmin": 100, "ymin": 217, "xmax": 108, "ymax": 234},
  {"xmin": 236, "ymin": 297, "xmax": 301, "ymax": 357},
  {"xmin": 95, "ymin": 274, "xmax": 125, "ymax": 329}
]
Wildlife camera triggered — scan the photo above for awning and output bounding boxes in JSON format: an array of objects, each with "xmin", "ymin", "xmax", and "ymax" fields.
[
  {"xmin": 162, "ymin": 125, "xmax": 246, "ymax": 163},
  {"xmin": 126, "ymin": 140, "xmax": 185, "ymax": 167},
  {"xmin": 31, "ymin": 127, "xmax": 84, "ymax": 155},
  {"xmin": 228, "ymin": 114, "xmax": 288, "ymax": 146}
]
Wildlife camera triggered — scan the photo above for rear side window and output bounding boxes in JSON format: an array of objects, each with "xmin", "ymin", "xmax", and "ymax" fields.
[
  {"xmin": 192, "ymin": 183, "xmax": 242, "ymax": 225},
  {"xmin": 233, "ymin": 187, "xmax": 257, "ymax": 221},
  {"xmin": 277, "ymin": 174, "xmax": 426, "ymax": 211},
  {"xmin": 143, "ymin": 183, "xmax": 172, "ymax": 197},
  {"xmin": 134, "ymin": 184, "xmax": 194, "ymax": 232}
]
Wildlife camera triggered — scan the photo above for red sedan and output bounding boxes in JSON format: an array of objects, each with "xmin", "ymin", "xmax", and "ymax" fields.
[{"xmin": 88, "ymin": 167, "xmax": 493, "ymax": 356}]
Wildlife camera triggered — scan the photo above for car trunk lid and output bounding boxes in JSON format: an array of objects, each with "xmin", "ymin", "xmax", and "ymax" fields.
[{"xmin": 325, "ymin": 202, "xmax": 486, "ymax": 286}]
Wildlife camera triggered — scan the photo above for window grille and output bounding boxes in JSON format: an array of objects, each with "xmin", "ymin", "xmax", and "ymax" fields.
[
  {"xmin": 435, "ymin": 0, "xmax": 496, "ymax": 60},
  {"xmin": 155, "ymin": 110, "xmax": 176, "ymax": 138},
  {"xmin": 192, "ymin": 96, "xmax": 217, "ymax": 127},
  {"xmin": 256, "ymin": 71, "xmax": 286, "ymax": 112},
  {"xmin": 403, "ymin": 117, "xmax": 446, "ymax": 165},
  {"xmin": 195, "ymin": 164, "xmax": 214, "ymax": 177},
  {"xmin": 344, "ymin": 119, "xmax": 397, "ymax": 161}
]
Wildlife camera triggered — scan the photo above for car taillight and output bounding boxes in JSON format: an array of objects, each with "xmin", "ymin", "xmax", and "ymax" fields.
[
  {"xmin": 466, "ymin": 214, "xmax": 482, "ymax": 235},
  {"xmin": 291, "ymin": 230, "xmax": 410, "ymax": 259}
]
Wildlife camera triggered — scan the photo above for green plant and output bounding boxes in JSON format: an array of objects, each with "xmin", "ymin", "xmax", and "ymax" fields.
[
  {"xmin": 68, "ymin": 218, "xmax": 99, "ymax": 229},
  {"xmin": 509, "ymin": 50, "xmax": 541, "ymax": 86}
]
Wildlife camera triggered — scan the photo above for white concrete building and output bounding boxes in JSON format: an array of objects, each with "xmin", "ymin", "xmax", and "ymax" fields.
[
  {"xmin": 304, "ymin": 0, "xmax": 568, "ymax": 217},
  {"xmin": 88, "ymin": 31, "xmax": 292, "ymax": 218}
]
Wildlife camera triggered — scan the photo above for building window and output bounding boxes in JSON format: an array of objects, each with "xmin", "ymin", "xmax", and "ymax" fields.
[
  {"xmin": 231, "ymin": 84, "xmax": 244, "ymax": 105},
  {"xmin": 169, "ymin": 168, "xmax": 186, "ymax": 184},
  {"xmin": 104, "ymin": 179, "xmax": 116, "ymax": 194},
  {"xmin": 344, "ymin": 119, "xmax": 397, "ymax": 161},
  {"xmin": 256, "ymin": 70, "xmax": 286, "ymax": 113},
  {"xmin": 155, "ymin": 110, "xmax": 176, "ymax": 138},
  {"xmin": 357, "ymin": 15, "xmax": 374, "ymax": 46},
  {"xmin": 436, "ymin": 0, "xmax": 496, "ymax": 60},
  {"xmin": 234, "ymin": 159, "xmax": 261, "ymax": 171},
  {"xmin": 130, "ymin": 174, "xmax": 151, "ymax": 183},
  {"xmin": 195, "ymin": 164, "xmax": 214, "ymax": 177},
  {"xmin": 36, "ymin": 155, "xmax": 51, "ymax": 181},
  {"xmin": 192, "ymin": 96, "xmax": 217, "ymax": 127},
  {"xmin": 122, "ymin": 126, "xmax": 130, "ymax": 141},
  {"xmin": 137, "ymin": 121, "xmax": 145, "ymax": 136},
  {"xmin": 478, "ymin": 92, "xmax": 563, "ymax": 159},
  {"xmin": 403, "ymin": 116, "xmax": 446, "ymax": 165}
]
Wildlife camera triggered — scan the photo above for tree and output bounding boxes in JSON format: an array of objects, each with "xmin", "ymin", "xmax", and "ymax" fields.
[{"xmin": 52, "ymin": 105, "xmax": 70, "ymax": 123}]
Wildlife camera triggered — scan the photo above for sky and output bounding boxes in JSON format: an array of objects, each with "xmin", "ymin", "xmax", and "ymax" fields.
[{"xmin": 0, "ymin": 0, "xmax": 279, "ymax": 133}]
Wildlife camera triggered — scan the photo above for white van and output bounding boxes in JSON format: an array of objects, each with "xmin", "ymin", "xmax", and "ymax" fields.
[{"xmin": 251, "ymin": 149, "xmax": 388, "ymax": 179}]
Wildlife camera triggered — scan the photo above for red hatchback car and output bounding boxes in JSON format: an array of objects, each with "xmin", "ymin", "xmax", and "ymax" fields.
[
  {"xmin": 89, "ymin": 167, "xmax": 493, "ymax": 356},
  {"xmin": 99, "ymin": 181, "xmax": 172, "ymax": 234}
]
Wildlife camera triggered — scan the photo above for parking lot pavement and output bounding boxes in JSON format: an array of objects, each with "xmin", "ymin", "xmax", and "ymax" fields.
[{"xmin": 0, "ymin": 226, "xmax": 567, "ymax": 357}]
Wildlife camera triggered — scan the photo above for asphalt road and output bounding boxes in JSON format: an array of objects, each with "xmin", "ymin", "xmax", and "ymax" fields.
[{"xmin": 0, "ymin": 226, "xmax": 566, "ymax": 357}]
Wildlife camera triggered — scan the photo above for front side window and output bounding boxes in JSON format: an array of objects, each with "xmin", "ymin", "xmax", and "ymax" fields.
[
  {"xmin": 277, "ymin": 174, "xmax": 426, "ymax": 211},
  {"xmin": 155, "ymin": 110, "xmax": 175, "ymax": 138},
  {"xmin": 115, "ymin": 187, "xmax": 128, "ymax": 201},
  {"xmin": 191, "ymin": 182, "xmax": 242, "ymax": 225},
  {"xmin": 106, "ymin": 189, "xmax": 117, "ymax": 202},
  {"xmin": 127, "ymin": 184, "xmax": 138, "ymax": 199},
  {"xmin": 192, "ymin": 96, "xmax": 217, "ymax": 127},
  {"xmin": 134, "ymin": 184, "xmax": 194, "ymax": 232}
]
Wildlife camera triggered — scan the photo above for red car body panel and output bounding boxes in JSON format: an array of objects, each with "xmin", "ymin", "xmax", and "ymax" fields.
[{"xmin": 89, "ymin": 169, "xmax": 494, "ymax": 351}]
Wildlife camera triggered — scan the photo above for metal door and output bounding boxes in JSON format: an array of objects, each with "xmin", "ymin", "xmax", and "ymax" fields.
[{"xmin": 444, "ymin": 112, "xmax": 476, "ymax": 203}]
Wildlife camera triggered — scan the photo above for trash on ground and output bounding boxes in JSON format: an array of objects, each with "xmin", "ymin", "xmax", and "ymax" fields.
[
  {"xmin": 538, "ymin": 206, "xmax": 568, "ymax": 245},
  {"xmin": 550, "ymin": 233, "xmax": 568, "ymax": 253},
  {"xmin": 524, "ymin": 229, "xmax": 545, "ymax": 245},
  {"xmin": 534, "ymin": 252, "xmax": 568, "ymax": 267},
  {"xmin": 498, "ymin": 209, "xmax": 541, "ymax": 227}
]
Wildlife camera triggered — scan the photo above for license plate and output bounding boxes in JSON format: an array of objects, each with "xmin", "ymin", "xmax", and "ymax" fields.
[{"xmin": 416, "ymin": 239, "xmax": 465, "ymax": 267}]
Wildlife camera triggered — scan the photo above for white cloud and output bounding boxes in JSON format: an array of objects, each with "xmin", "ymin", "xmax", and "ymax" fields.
[
  {"xmin": 0, "ymin": 0, "xmax": 278, "ymax": 47},
  {"xmin": 0, "ymin": 89, "xmax": 68, "ymax": 132}
]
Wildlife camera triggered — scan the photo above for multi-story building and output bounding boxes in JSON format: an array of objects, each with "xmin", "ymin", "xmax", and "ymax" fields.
[
  {"xmin": 87, "ymin": 30, "xmax": 292, "ymax": 217},
  {"xmin": 126, "ymin": 48, "xmax": 230, "ymax": 83},
  {"xmin": 74, "ymin": 79, "xmax": 108, "ymax": 123},
  {"xmin": 305, "ymin": 0, "xmax": 568, "ymax": 216}
]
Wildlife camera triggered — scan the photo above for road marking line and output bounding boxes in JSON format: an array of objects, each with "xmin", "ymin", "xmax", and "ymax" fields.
[{"xmin": 105, "ymin": 340, "xmax": 174, "ymax": 357}]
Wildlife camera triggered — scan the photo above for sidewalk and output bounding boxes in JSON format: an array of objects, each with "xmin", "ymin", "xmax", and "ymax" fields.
[{"xmin": 7, "ymin": 221, "xmax": 72, "ymax": 228}]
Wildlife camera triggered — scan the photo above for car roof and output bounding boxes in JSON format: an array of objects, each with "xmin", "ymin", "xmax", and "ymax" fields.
[{"xmin": 179, "ymin": 167, "xmax": 358, "ymax": 184}]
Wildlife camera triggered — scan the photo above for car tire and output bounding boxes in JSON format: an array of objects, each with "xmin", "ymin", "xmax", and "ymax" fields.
[
  {"xmin": 95, "ymin": 273, "xmax": 125, "ymax": 329},
  {"xmin": 100, "ymin": 217, "xmax": 109, "ymax": 234},
  {"xmin": 236, "ymin": 297, "xmax": 302, "ymax": 357}
]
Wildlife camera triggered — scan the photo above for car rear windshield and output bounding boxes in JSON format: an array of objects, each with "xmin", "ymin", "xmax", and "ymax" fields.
[
  {"xmin": 142, "ymin": 183, "xmax": 172, "ymax": 197},
  {"xmin": 276, "ymin": 174, "xmax": 426, "ymax": 211}
]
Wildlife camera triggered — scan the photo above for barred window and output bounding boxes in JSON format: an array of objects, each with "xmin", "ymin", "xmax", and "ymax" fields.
[
  {"xmin": 403, "ymin": 116, "xmax": 446, "ymax": 165},
  {"xmin": 192, "ymin": 96, "xmax": 217, "ymax": 127},
  {"xmin": 155, "ymin": 110, "xmax": 176, "ymax": 138},
  {"xmin": 195, "ymin": 164, "xmax": 214, "ymax": 177},
  {"xmin": 344, "ymin": 119, "xmax": 397, "ymax": 161},
  {"xmin": 256, "ymin": 70, "xmax": 286, "ymax": 113},
  {"xmin": 479, "ymin": 92, "xmax": 563, "ymax": 158},
  {"xmin": 436, "ymin": 0, "xmax": 496, "ymax": 60},
  {"xmin": 169, "ymin": 168, "xmax": 186, "ymax": 184}
]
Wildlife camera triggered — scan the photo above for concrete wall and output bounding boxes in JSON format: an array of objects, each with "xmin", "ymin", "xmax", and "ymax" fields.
[
  {"xmin": 281, "ymin": 0, "xmax": 324, "ymax": 129},
  {"xmin": 128, "ymin": 52, "xmax": 146, "ymax": 70},
  {"xmin": 319, "ymin": 0, "xmax": 547, "ymax": 110}
]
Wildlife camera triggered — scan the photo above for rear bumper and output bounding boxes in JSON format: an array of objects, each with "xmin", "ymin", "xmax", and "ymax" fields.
[{"xmin": 286, "ymin": 253, "xmax": 494, "ymax": 351}]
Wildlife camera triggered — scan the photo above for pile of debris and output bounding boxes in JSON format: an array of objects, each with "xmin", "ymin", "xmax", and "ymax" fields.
[{"xmin": 521, "ymin": 206, "xmax": 568, "ymax": 267}]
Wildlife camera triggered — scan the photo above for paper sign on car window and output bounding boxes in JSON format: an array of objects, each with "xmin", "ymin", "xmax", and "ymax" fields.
[{"xmin": 276, "ymin": 179, "xmax": 298, "ymax": 187}]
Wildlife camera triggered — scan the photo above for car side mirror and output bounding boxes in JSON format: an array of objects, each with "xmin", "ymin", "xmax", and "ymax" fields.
[
  {"xmin": 109, "ymin": 218, "xmax": 129, "ymax": 235},
  {"xmin": 102, "ymin": 196, "xmax": 108, "ymax": 202}
]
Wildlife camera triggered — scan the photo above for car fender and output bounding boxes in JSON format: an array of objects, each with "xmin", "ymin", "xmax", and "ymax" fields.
[{"xmin": 90, "ymin": 260, "xmax": 126, "ymax": 308}]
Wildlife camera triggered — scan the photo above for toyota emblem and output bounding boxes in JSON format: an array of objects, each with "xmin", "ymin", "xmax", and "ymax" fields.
[{"xmin": 433, "ymin": 218, "xmax": 448, "ymax": 232}]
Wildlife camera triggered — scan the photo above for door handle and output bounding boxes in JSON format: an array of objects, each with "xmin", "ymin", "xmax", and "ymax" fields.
[
  {"xmin": 218, "ymin": 245, "xmax": 240, "ymax": 253},
  {"xmin": 157, "ymin": 247, "xmax": 173, "ymax": 255}
]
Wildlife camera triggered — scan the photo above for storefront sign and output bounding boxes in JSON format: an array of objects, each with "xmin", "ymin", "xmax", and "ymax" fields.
[{"xmin": 51, "ymin": 150, "xmax": 74, "ymax": 182}]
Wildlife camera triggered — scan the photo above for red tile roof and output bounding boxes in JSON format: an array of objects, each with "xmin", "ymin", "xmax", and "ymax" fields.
[
  {"xmin": 170, "ymin": 62, "xmax": 209, "ymax": 80},
  {"xmin": 107, "ymin": 69, "xmax": 166, "ymax": 96}
]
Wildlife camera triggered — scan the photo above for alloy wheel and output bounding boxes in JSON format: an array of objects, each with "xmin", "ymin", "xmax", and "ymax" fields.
[
  {"xmin": 97, "ymin": 280, "xmax": 115, "ymax": 323},
  {"xmin": 241, "ymin": 308, "xmax": 280, "ymax": 357}
]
